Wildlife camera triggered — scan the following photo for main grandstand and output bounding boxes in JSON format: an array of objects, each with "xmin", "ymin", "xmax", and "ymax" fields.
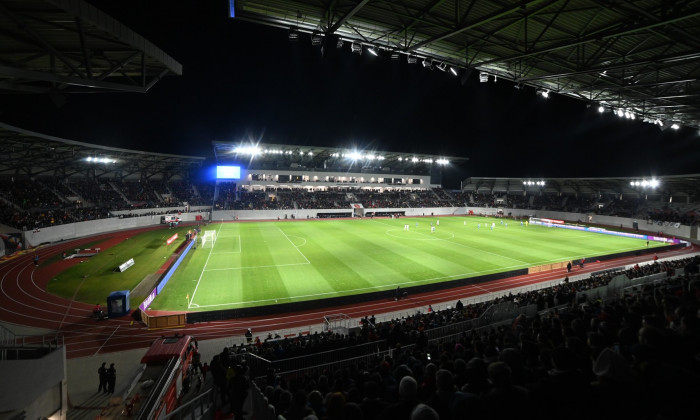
[{"xmin": 2, "ymin": 1, "xmax": 700, "ymax": 420}]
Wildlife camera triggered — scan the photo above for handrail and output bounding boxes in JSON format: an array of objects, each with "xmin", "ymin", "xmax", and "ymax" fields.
[
  {"xmin": 0, "ymin": 324, "xmax": 16, "ymax": 347},
  {"xmin": 163, "ymin": 388, "xmax": 215, "ymax": 420}
]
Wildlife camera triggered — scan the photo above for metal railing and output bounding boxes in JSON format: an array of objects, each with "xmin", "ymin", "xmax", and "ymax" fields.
[
  {"xmin": 0, "ymin": 327, "xmax": 63, "ymax": 360},
  {"xmin": 163, "ymin": 388, "xmax": 215, "ymax": 420}
]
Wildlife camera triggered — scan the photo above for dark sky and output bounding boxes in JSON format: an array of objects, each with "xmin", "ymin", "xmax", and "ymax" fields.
[{"xmin": 2, "ymin": 0, "xmax": 699, "ymax": 188}]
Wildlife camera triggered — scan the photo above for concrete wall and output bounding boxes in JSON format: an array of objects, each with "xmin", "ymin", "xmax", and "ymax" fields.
[
  {"xmin": 212, "ymin": 207, "xmax": 462, "ymax": 221},
  {"xmin": 0, "ymin": 345, "xmax": 67, "ymax": 420},
  {"xmin": 25, "ymin": 211, "xmax": 210, "ymax": 247}
]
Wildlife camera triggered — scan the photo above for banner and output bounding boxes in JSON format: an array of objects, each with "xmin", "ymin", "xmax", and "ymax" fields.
[{"xmin": 166, "ymin": 233, "xmax": 178, "ymax": 245}]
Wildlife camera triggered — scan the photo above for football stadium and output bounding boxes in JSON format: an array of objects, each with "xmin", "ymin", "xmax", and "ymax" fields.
[{"xmin": 1, "ymin": 2, "xmax": 700, "ymax": 420}]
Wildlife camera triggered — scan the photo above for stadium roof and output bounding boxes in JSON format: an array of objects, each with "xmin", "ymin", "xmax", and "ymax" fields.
[
  {"xmin": 463, "ymin": 175, "xmax": 700, "ymax": 197},
  {"xmin": 0, "ymin": 0, "xmax": 182, "ymax": 94},
  {"xmin": 0, "ymin": 122, "xmax": 204, "ymax": 180},
  {"xmin": 234, "ymin": 0, "xmax": 700, "ymax": 129},
  {"xmin": 213, "ymin": 141, "xmax": 468, "ymax": 174}
]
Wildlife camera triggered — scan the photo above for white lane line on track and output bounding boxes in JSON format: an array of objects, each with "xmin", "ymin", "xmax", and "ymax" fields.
[{"xmin": 94, "ymin": 325, "xmax": 120, "ymax": 356}]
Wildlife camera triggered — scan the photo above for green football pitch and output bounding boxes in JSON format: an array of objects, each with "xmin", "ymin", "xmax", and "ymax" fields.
[{"xmin": 146, "ymin": 216, "xmax": 662, "ymax": 311}]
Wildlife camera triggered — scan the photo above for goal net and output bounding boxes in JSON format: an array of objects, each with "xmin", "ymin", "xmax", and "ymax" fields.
[{"xmin": 201, "ymin": 230, "xmax": 217, "ymax": 248}]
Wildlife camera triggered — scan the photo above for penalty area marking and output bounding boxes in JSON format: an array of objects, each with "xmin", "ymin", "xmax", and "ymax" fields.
[
  {"xmin": 211, "ymin": 234, "xmax": 241, "ymax": 254},
  {"xmin": 278, "ymin": 228, "xmax": 311, "ymax": 264},
  {"xmin": 285, "ymin": 235, "xmax": 307, "ymax": 247}
]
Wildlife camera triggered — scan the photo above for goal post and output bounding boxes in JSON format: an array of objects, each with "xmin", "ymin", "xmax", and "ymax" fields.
[{"xmin": 201, "ymin": 230, "xmax": 217, "ymax": 248}]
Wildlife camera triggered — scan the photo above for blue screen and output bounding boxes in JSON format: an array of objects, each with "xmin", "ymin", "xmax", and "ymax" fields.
[{"xmin": 217, "ymin": 165, "xmax": 241, "ymax": 179}]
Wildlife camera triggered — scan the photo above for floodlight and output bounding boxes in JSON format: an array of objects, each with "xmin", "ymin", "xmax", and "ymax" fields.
[
  {"xmin": 436, "ymin": 62, "xmax": 447, "ymax": 72},
  {"xmin": 671, "ymin": 123, "xmax": 680, "ymax": 129},
  {"xmin": 407, "ymin": 55, "xmax": 417, "ymax": 64},
  {"xmin": 650, "ymin": 179, "xmax": 660, "ymax": 188},
  {"xmin": 390, "ymin": 51, "xmax": 400, "ymax": 61},
  {"xmin": 235, "ymin": 145, "xmax": 262, "ymax": 155},
  {"xmin": 450, "ymin": 67, "xmax": 458, "ymax": 76},
  {"xmin": 411, "ymin": 157, "xmax": 419, "ymax": 163},
  {"xmin": 616, "ymin": 109, "xmax": 624, "ymax": 117},
  {"xmin": 348, "ymin": 151, "xmax": 362, "ymax": 160},
  {"xmin": 598, "ymin": 105, "xmax": 605, "ymax": 113},
  {"xmin": 351, "ymin": 42, "xmax": 362, "ymax": 54},
  {"xmin": 311, "ymin": 32, "xmax": 323, "ymax": 46},
  {"xmin": 479, "ymin": 72, "xmax": 489, "ymax": 83},
  {"xmin": 436, "ymin": 158, "xmax": 449, "ymax": 165},
  {"xmin": 422, "ymin": 59, "xmax": 434, "ymax": 70},
  {"xmin": 537, "ymin": 89, "xmax": 549, "ymax": 98},
  {"xmin": 288, "ymin": 27, "xmax": 300, "ymax": 41},
  {"xmin": 367, "ymin": 47, "xmax": 378, "ymax": 56}
]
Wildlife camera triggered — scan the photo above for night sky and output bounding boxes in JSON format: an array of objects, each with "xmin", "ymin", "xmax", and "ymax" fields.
[{"xmin": 1, "ymin": 1, "xmax": 699, "ymax": 188}]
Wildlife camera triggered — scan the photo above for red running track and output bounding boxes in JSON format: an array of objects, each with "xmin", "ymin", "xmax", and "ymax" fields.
[{"xmin": 1, "ymin": 229, "xmax": 695, "ymax": 359}]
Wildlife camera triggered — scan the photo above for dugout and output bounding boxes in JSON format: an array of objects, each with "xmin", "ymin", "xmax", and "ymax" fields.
[{"xmin": 107, "ymin": 290, "xmax": 131, "ymax": 318}]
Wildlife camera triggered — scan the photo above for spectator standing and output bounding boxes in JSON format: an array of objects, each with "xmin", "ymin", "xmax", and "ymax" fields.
[
  {"xmin": 98, "ymin": 362, "xmax": 108, "ymax": 394},
  {"xmin": 201, "ymin": 362, "xmax": 209, "ymax": 381},
  {"xmin": 106, "ymin": 363, "xmax": 116, "ymax": 394}
]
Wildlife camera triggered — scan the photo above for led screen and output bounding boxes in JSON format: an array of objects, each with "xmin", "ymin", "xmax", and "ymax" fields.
[{"xmin": 216, "ymin": 165, "xmax": 241, "ymax": 179}]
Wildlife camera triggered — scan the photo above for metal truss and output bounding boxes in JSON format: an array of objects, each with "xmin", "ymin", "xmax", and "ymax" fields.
[
  {"xmin": 0, "ymin": 122, "xmax": 204, "ymax": 180},
  {"xmin": 235, "ymin": 0, "xmax": 700, "ymax": 128},
  {"xmin": 0, "ymin": 0, "xmax": 181, "ymax": 94}
]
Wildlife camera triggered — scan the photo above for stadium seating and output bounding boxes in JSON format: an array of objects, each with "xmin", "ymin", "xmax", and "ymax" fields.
[
  {"xmin": 207, "ymin": 255, "xmax": 699, "ymax": 420},
  {"xmin": 1, "ymin": 177, "xmax": 699, "ymax": 229}
]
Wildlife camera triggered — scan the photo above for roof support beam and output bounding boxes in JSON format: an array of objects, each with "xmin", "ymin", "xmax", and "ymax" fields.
[
  {"xmin": 407, "ymin": 0, "xmax": 552, "ymax": 52},
  {"xmin": 328, "ymin": 0, "xmax": 371, "ymax": 34},
  {"xmin": 0, "ymin": 2, "xmax": 86, "ymax": 79},
  {"xmin": 517, "ymin": 51, "xmax": 700, "ymax": 82},
  {"xmin": 75, "ymin": 18, "xmax": 93, "ymax": 79},
  {"xmin": 474, "ymin": 9, "xmax": 700, "ymax": 67},
  {"xmin": 0, "ymin": 64, "xmax": 147, "ymax": 93}
]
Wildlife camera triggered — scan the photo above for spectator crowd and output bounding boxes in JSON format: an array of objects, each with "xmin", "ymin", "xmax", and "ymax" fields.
[{"xmin": 207, "ymin": 256, "xmax": 700, "ymax": 420}]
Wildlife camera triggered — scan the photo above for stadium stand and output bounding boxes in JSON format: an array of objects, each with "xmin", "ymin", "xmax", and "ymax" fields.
[{"xmin": 209, "ymin": 256, "xmax": 700, "ymax": 420}]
